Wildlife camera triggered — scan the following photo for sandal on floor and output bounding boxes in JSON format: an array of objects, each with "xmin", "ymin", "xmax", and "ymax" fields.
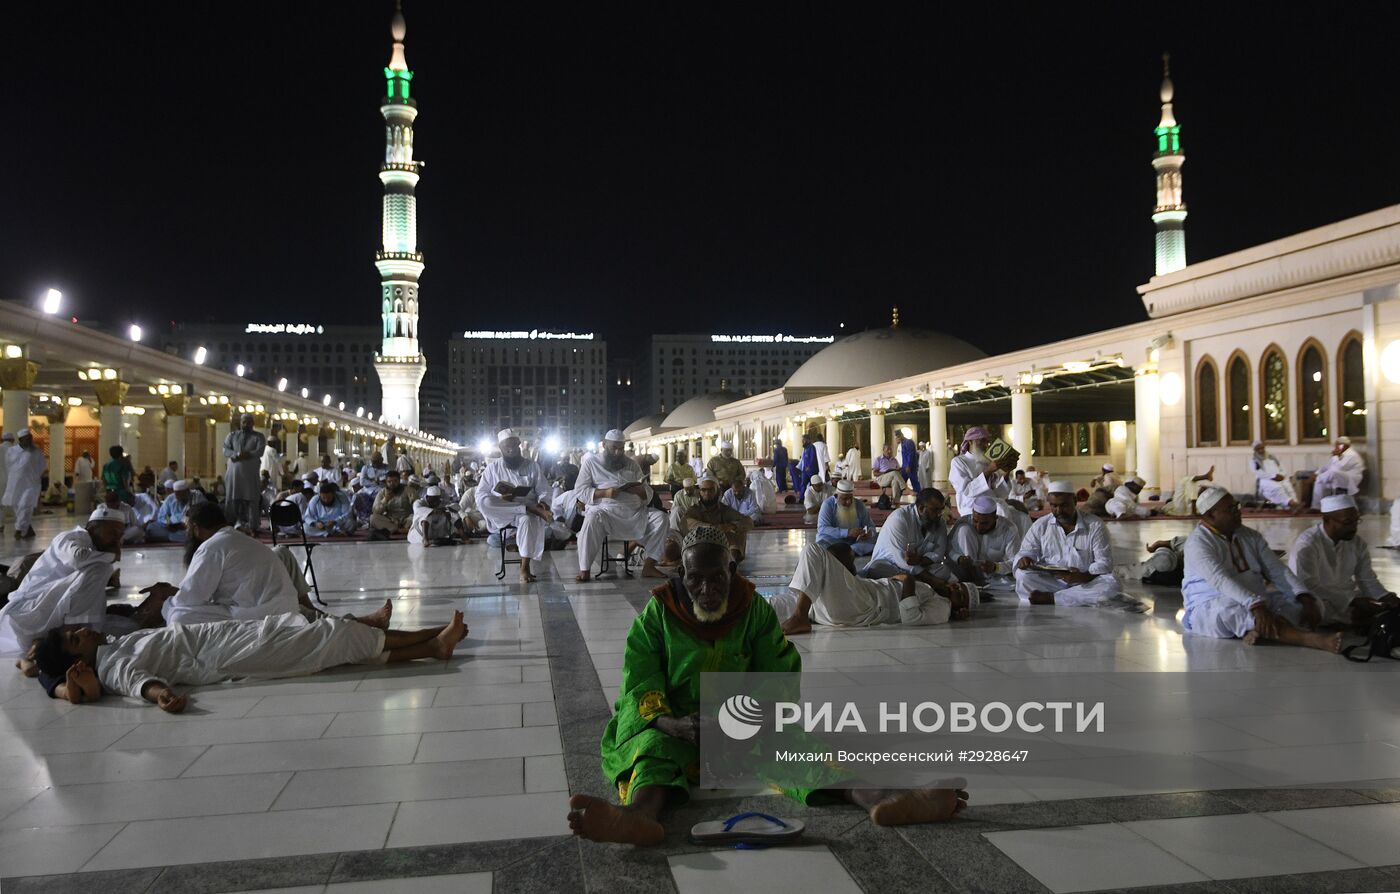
[{"xmin": 690, "ymin": 811, "xmax": 805, "ymax": 848}]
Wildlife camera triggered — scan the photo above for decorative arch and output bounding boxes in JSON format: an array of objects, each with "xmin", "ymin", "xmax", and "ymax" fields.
[
  {"xmin": 1225, "ymin": 349, "xmax": 1253, "ymax": 445},
  {"xmin": 1194, "ymin": 354, "xmax": 1220, "ymax": 447},
  {"xmin": 1259, "ymin": 343, "xmax": 1289, "ymax": 444},
  {"xmin": 1337, "ymin": 330, "xmax": 1366, "ymax": 439},
  {"xmin": 1296, "ymin": 337, "xmax": 1328, "ymax": 443}
]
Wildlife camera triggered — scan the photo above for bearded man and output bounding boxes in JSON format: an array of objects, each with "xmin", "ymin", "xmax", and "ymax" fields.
[
  {"xmin": 576, "ymin": 430, "xmax": 667, "ymax": 582},
  {"xmin": 478, "ymin": 429, "xmax": 554, "ymax": 583},
  {"xmin": 947, "ymin": 426, "xmax": 1013, "ymax": 517},
  {"xmin": 222, "ymin": 413, "xmax": 267, "ymax": 533},
  {"xmin": 683, "ymin": 474, "xmax": 753, "ymax": 563}
]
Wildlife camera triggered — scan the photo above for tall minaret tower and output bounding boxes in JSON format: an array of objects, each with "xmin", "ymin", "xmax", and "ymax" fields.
[
  {"xmin": 1152, "ymin": 52, "xmax": 1187, "ymax": 276},
  {"xmin": 373, "ymin": 0, "xmax": 427, "ymax": 429}
]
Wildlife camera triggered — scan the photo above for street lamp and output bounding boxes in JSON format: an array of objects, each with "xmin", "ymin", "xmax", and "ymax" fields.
[
  {"xmin": 41, "ymin": 288, "xmax": 61, "ymax": 315},
  {"xmin": 300, "ymin": 387, "xmax": 309, "ymax": 399},
  {"xmin": 128, "ymin": 324, "xmax": 142, "ymax": 342},
  {"xmin": 235, "ymin": 363, "xmax": 246, "ymax": 377},
  {"xmin": 277, "ymin": 378, "xmax": 288, "ymax": 392},
  {"xmin": 194, "ymin": 346, "xmax": 207, "ymax": 365}
]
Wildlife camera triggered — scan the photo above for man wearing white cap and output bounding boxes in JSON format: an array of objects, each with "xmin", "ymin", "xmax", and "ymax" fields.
[
  {"xmin": 148, "ymin": 480, "xmax": 205, "ymax": 543},
  {"xmin": 721, "ymin": 473, "xmax": 764, "ymax": 526},
  {"xmin": 2, "ymin": 428, "xmax": 45, "ymax": 540},
  {"xmin": 303, "ymin": 480, "xmax": 358, "ymax": 538},
  {"xmin": 1250, "ymin": 442, "xmax": 1298, "ymax": 511},
  {"xmin": 1093, "ymin": 463, "xmax": 1120, "ymax": 492},
  {"xmin": 576, "ymin": 430, "xmax": 667, "ymax": 581},
  {"xmin": 748, "ymin": 466, "xmax": 778, "ymax": 515},
  {"xmin": 408, "ymin": 485, "xmax": 459, "ymax": 547},
  {"xmin": 864, "ymin": 489, "xmax": 954, "ymax": 581},
  {"xmin": 223, "ymin": 413, "xmax": 268, "ymax": 533},
  {"xmin": 0, "ymin": 432, "xmax": 15, "ymax": 530},
  {"xmin": 668, "ymin": 477, "xmax": 700, "ymax": 538},
  {"xmin": 1289, "ymin": 494, "xmax": 1398, "ymax": 628},
  {"xmin": 685, "ymin": 474, "xmax": 755, "ymax": 562},
  {"xmin": 705, "ymin": 441, "xmax": 745, "ymax": 491},
  {"xmin": 947, "ymin": 426, "xmax": 1013, "ymax": 518},
  {"xmin": 817, "ymin": 479, "xmax": 875, "ymax": 556},
  {"xmin": 1013, "ymin": 481, "xmax": 1125, "ymax": 606},
  {"xmin": 950, "ymin": 494, "xmax": 1022, "ymax": 597},
  {"xmin": 1181, "ymin": 486, "xmax": 1339, "ymax": 651},
  {"xmin": 1311, "ymin": 436, "xmax": 1365, "ymax": 509},
  {"xmin": 479, "ymin": 429, "xmax": 553, "ymax": 582},
  {"xmin": 1105, "ymin": 478, "xmax": 1156, "ymax": 519},
  {"xmin": 0, "ymin": 506, "xmax": 128, "ymax": 657}
]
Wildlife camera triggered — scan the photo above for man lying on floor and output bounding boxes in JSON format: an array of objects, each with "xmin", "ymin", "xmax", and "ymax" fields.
[
  {"xmin": 771, "ymin": 541, "xmax": 974, "ymax": 635},
  {"xmin": 566, "ymin": 526, "xmax": 967, "ymax": 847},
  {"xmin": 32, "ymin": 610, "xmax": 468, "ymax": 710}
]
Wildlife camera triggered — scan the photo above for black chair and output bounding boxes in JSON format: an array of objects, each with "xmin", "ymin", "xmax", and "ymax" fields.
[
  {"xmin": 598, "ymin": 536, "xmax": 637, "ymax": 578},
  {"xmin": 269, "ymin": 499, "xmax": 324, "ymax": 606},
  {"xmin": 495, "ymin": 523, "xmax": 522, "ymax": 580}
]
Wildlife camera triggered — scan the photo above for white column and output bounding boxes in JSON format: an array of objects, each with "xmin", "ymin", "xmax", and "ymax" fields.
[
  {"xmin": 1109, "ymin": 420, "xmax": 1128, "ymax": 474},
  {"xmin": 1124, "ymin": 422, "xmax": 1137, "ymax": 481},
  {"xmin": 825, "ymin": 416, "xmax": 842, "ymax": 464},
  {"xmin": 869, "ymin": 410, "xmax": 886, "ymax": 466},
  {"xmin": 99, "ymin": 405, "xmax": 123, "ymax": 458},
  {"xmin": 2, "ymin": 389, "xmax": 29, "ymax": 437},
  {"xmin": 305, "ymin": 426, "xmax": 321, "ymax": 471},
  {"xmin": 47, "ymin": 416, "xmax": 66, "ymax": 487},
  {"xmin": 1134, "ymin": 366, "xmax": 1161, "ymax": 494},
  {"xmin": 928, "ymin": 399, "xmax": 949, "ymax": 490},
  {"xmin": 700, "ymin": 435, "xmax": 713, "ymax": 466},
  {"xmin": 166, "ymin": 415, "xmax": 186, "ymax": 474},
  {"xmin": 1010, "ymin": 387, "xmax": 1034, "ymax": 471}
]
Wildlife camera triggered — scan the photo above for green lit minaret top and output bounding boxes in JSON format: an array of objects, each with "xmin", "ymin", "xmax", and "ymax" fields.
[
  {"xmin": 1152, "ymin": 52, "xmax": 1187, "ymax": 276},
  {"xmin": 1153, "ymin": 54, "xmax": 1181, "ymax": 157},
  {"xmin": 384, "ymin": 0, "xmax": 414, "ymax": 105}
]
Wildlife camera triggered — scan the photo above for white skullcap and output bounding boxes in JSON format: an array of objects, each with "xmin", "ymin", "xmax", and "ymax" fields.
[
  {"xmin": 971, "ymin": 494, "xmax": 998, "ymax": 514},
  {"xmin": 682, "ymin": 477, "xmax": 696, "ymax": 487},
  {"xmin": 1321, "ymin": 494, "xmax": 1357, "ymax": 513},
  {"xmin": 88, "ymin": 505, "xmax": 126, "ymax": 524},
  {"xmin": 720, "ymin": 441, "xmax": 733, "ymax": 449},
  {"xmin": 836, "ymin": 478, "xmax": 854, "ymax": 493},
  {"xmin": 699, "ymin": 472, "xmax": 719, "ymax": 483},
  {"xmin": 1101, "ymin": 463, "xmax": 1114, "ymax": 472},
  {"xmin": 603, "ymin": 429, "xmax": 626, "ymax": 443},
  {"xmin": 1047, "ymin": 480, "xmax": 1076, "ymax": 495},
  {"xmin": 425, "ymin": 485, "xmax": 442, "ymax": 497},
  {"xmin": 1195, "ymin": 486, "xmax": 1230, "ymax": 515},
  {"xmin": 17, "ymin": 428, "xmax": 31, "ymax": 438},
  {"xmin": 496, "ymin": 428, "xmax": 518, "ymax": 443},
  {"xmin": 172, "ymin": 479, "xmax": 189, "ymax": 492},
  {"xmin": 302, "ymin": 473, "xmax": 316, "ymax": 481},
  {"xmin": 1251, "ymin": 440, "xmax": 1263, "ymax": 449},
  {"xmin": 1338, "ymin": 436, "xmax": 1353, "ymax": 445}
]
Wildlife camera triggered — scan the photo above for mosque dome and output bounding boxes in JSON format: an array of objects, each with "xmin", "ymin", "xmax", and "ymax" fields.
[
  {"xmin": 784, "ymin": 322, "xmax": 985, "ymax": 391},
  {"xmin": 661, "ymin": 391, "xmax": 745, "ymax": 430},
  {"xmin": 623, "ymin": 413, "xmax": 668, "ymax": 436}
]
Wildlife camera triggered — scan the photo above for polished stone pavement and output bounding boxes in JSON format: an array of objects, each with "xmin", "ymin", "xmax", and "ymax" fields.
[{"xmin": 2, "ymin": 507, "xmax": 1400, "ymax": 893}]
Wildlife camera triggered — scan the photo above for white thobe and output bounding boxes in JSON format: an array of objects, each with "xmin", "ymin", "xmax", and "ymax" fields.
[
  {"xmin": 749, "ymin": 471, "xmax": 778, "ymax": 514},
  {"xmin": 97, "ymin": 613, "xmax": 386, "ymax": 699},
  {"xmin": 917, "ymin": 449, "xmax": 936, "ymax": 490},
  {"xmin": 477, "ymin": 458, "xmax": 550, "ymax": 561},
  {"xmin": 1182, "ymin": 524, "xmax": 1307, "ymax": 638},
  {"xmin": 1288, "ymin": 523, "xmax": 1391, "ymax": 624},
  {"xmin": 2, "ymin": 444, "xmax": 45, "ymax": 533},
  {"xmin": 802, "ymin": 485, "xmax": 827, "ymax": 522},
  {"xmin": 260, "ymin": 445, "xmax": 283, "ymax": 480},
  {"xmin": 769, "ymin": 542, "xmax": 950, "ymax": 628},
  {"xmin": 689, "ymin": 457, "xmax": 704, "ymax": 477},
  {"xmin": 1250, "ymin": 454, "xmax": 1297, "ymax": 506},
  {"xmin": 843, "ymin": 448, "xmax": 862, "ymax": 482},
  {"xmin": 132, "ymin": 492, "xmax": 160, "ymax": 526},
  {"xmin": 408, "ymin": 500, "xmax": 458, "ymax": 545},
  {"xmin": 0, "ymin": 528, "xmax": 115, "ymax": 651},
  {"xmin": 575, "ymin": 453, "xmax": 667, "ymax": 572},
  {"xmin": 1012, "ymin": 511, "xmax": 1122, "ymax": 605},
  {"xmin": 1312, "ymin": 449, "xmax": 1365, "ymax": 507},
  {"xmin": 865, "ymin": 504, "xmax": 952, "ymax": 580},
  {"xmin": 457, "ymin": 485, "xmax": 485, "ymax": 532},
  {"xmin": 813, "ymin": 441, "xmax": 831, "ymax": 482},
  {"xmin": 223, "ymin": 429, "xmax": 267, "ymax": 504},
  {"xmin": 668, "ymin": 488, "xmax": 698, "ymax": 537},
  {"xmin": 1105, "ymin": 485, "xmax": 1150, "ymax": 519},
  {"xmin": 948, "ymin": 451, "xmax": 1010, "ymax": 516},
  {"xmin": 74, "ymin": 455, "xmax": 95, "ymax": 484},
  {"xmin": 949, "ymin": 515, "xmax": 1021, "ymax": 594},
  {"xmin": 1098, "ymin": 473, "xmax": 1121, "ymax": 491},
  {"xmin": 162, "ymin": 527, "xmax": 299, "ymax": 625}
]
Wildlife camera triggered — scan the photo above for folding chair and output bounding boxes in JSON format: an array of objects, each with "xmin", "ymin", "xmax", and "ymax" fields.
[
  {"xmin": 269, "ymin": 499, "xmax": 324, "ymax": 606},
  {"xmin": 598, "ymin": 536, "xmax": 637, "ymax": 578},
  {"xmin": 495, "ymin": 523, "xmax": 523, "ymax": 580}
]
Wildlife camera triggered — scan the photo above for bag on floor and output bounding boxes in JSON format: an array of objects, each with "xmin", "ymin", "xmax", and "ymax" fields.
[
  {"xmin": 876, "ymin": 495, "xmax": 893, "ymax": 510},
  {"xmin": 1342, "ymin": 607, "xmax": 1400, "ymax": 662}
]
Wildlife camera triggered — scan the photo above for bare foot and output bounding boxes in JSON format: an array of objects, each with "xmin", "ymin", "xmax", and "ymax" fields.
[
  {"xmin": 431, "ymin": 611, "xmax": 469, "ymax": 659},
  {"xmin": 1242, "ymin": 630, "xmax": 1261, "ymax": 646},
  {"xmin": 1305, "ymin": 630, "xmax": 1344, "ymax": 653},
  {"xmin": 359, "ymin": 599, "xmax": 392, "ymax": 629},
  {"xmin": 16, "ymin": 658, "xmax": 37, "ymax": 678},
  {"xmin": 781, "ymin": 615, "xmax": 813, "ymax": 636},
  {"xmin": 866, "ymin": 787, "xmax": 967, "ymax": 826},
  {"xmin": 519, "ymin": 571, "xmax": 538, "ymax": 584},
  {"xmin": 640, "ymin": 560, "xmax": 666, "ymax": 579},
  {"xmin": 576, "ymin": 571, "xmax": 592, "ymax": 582},
  {"xmin": 1029, "ymin": 591, "xmax": 1055, "ymax": 606},
  {"xmin": 567, "ymin": 794, "xmax": 664, "ymax": 846}
]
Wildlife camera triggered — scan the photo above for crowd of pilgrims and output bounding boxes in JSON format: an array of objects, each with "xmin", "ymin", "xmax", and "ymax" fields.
[{"xmin": 0, "ymin": 415, "xmax": 1394, "ymax": 847}]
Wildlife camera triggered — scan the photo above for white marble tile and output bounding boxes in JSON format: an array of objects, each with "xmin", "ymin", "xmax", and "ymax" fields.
[
  {"xmin": 0, "ymin": 822, "xmax": 126, "ymax": 876},
  {"xmin": 244, "ymin": 687, "xmax": 439, "ymax": 717},
  {"xmin": 325, "ymin": 873, "xmax": 493, "ymax": 894},
  {"xmin": 351, "ymin": 663, "xmax": 523, "ymax": 691},
  {"xmin": 415, "ymin": 725, "xmax": 562, "ymax": 763},
  {"xmin": 43, "ymin": 697, "xmax": 263, "ymax": 727},
  {"xmin": 525, "ymin": 754, "xmax": 567, "ymax": 793},
  {"xmin": 985, "ymin": 823, "xmax": 1207, "ymax": 893},
  {"xmin": 3, "ymin": 771, "xmax": 292, "ymax": 828},
  {"xmin": 430, "ymin": 680, "xmax": 554, "ymax": 707},
  {"xmin": 110, "ymin": 713, "xmax": 334, "ymax": 749},
  {"xmin": 386, "ymin": 792, "xmax": 569, "ymax": 847},
  {"xmin": 1124, "ymin": 813, "xmax": 1363, "ymax": 879},
  {"xmin": 43, "ymin": 745, "xmax": 208, "ymax": 786},
  {"xmin": 322, "ymin": 703, "xmax": 522, "ymax": 738},
  {"xmin": 274, "ymin": 757, "xmax": 523, "ymax": 810},
  {"xmin": 182, "ymin": 734, "xmax": 421, "ymax": 777},
  {"xmin": 0, "ymin": 722, "xmax": 138, "ymax": 757},
  {"xmin": 1196, "ymin": 740, "xmax": 1400, "ymax": 788},
  {"xmin": 669, "ymin": 844, "xmax": 863, "ymax": 894},
  {"xmin": 1263, "ymin": 802, "xmax": 1400, "ymax": 866}
]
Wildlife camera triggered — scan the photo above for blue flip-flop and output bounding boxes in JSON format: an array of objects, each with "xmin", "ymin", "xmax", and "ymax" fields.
[{"xmin": 690, "ymin": 811, "xmax": 806, "ymax": 848}]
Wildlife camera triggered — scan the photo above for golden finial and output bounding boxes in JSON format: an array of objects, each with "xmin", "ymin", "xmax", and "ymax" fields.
[{"xmin": 891, "ymin": 306, "xmax": 901, "ymax": 328}]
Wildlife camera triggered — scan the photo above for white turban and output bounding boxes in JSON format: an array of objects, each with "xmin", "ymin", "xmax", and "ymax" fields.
[
  {"xmin": 720, "ymin": 441, "xmax": 733, "ymax": 450},
  {"xmin": 682, "ymin": 478, "xmax": 696, "ymax": 488},
  {"xmin": 603, "ymin": 429, "xmax": 626, "ymax": 443},
  {"xmin": 1338, "ymin": 436, "xmax": 1353, "ymax": 446},
  {"xmin": 1321, "ymin": 494, "xmax": 1357, "ymax": 513},
  {"xmin": 88, "ymin": 506, "xmax": 126, "ymax": 524},
  {"xmin": 1195, "ymin": 486, "xmax": 1230, "ymax": 515},
  {"xmin": 425, "ymin": 485, "xmax": 442, "ymax": 497},
  {"xmin": 497, "ymin": 428, "xmax": 519, "ymax": 444},
  {"xmin": 1047, "ymin": 480, "xmax": 1076, "ymax": 495},
  {"xmin": 1101, "ymin": 463, "xmax": 1114, "ymax": 472},
  {"xmin": 971, "ymin": 495, "xmax": 998, "ymax": 514},
  {"xmin": 172, "ymin": 480, "xmax": 189, "ymax": 492},
  {"xmin": 836, "ymin": 479, "xmax": 854, "ymax": 494}
]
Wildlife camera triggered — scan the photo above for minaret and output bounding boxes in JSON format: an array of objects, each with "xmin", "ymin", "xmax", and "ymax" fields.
[
  {"xmin": 1152, "ymin": 52, "xmax": 1187, "ymax": 276},
  {"xmin": 373, "ymin": 0, "xmax": 427, "ymax": 429}
]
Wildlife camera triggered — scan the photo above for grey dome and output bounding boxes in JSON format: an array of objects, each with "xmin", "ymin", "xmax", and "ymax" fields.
[
  {"xmin": 623, "ymin": 413, "xmax": 668, "ymax": 437},
  {"xmin": 785, "ymin": 327, "xmax": 985, "ymax": 391},
  {"xmin": 661, "ymin": 391, "xmax": 745, "ymax": 430}
]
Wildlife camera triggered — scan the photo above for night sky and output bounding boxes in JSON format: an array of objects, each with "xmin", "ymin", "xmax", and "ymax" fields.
[{"xmin": 10, "ymin": 2, "xmax": 1400, "ymax": 364}]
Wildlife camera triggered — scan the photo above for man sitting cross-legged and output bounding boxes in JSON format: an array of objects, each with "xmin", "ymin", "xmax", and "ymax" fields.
[
  {"xmin": 862, "ymin": 488, "xmax": 954, "ymax": 582},
  {"xmin": 949, "ymin": 494, "xmax": 1022, "ymax": 598},
  {"xmin": 368, "ymin": 470, "xmax": 414, "ymax": 540},
  {"xmin": 566, "ymin": 527, "xmax": 968, "ymax": 847},
  {"xmin": 1181, "ymin": 487, "xmax": 1340, "ymax": 651},
  {"xmin": 721, "ymin": 473, "xmax": 764, "ymax": 526},
  {"xmin": 576, "ymin": 430, "xmax": 667, "ymax": 582},
  {"xmin": 34, "ymin": 610, "xmax": 468, "ymax": 710},
  {"xmin": 816, "ymin": 479, "xmax": 875, "ymax": 556},
  {"xmin": 1013, "ymin": 480, "xmax": 1126, "ymax": 606},
  {"xmin": 683, "ymin": 474, "xmax": 753, "ymax": 564},
  {"xmin": 772, "ymin": 541, "xmax": 973, "ymax": 636},
  {"xmin": 303, "ymin": 481, "xmax": 359, "ymax": 537},
  {"xmin": 408, "ymin": 485, "xmax": 462, "ymax": 547},
  {"xmin": 1288, "ymin": 494, "xmax": 1399, "ymax": 630},
  {"xmin": 478, "ymin": 428, "xmax": 554, "ymax": 583}
]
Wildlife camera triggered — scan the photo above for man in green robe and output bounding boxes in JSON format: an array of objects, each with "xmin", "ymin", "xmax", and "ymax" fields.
[
  {"xmin": 705, "ymin": 442, "xmax": 746, "ymax": 491},
  {"xmin": 567, "ymin": 527, "xmax": 968, "ymax": 846}
]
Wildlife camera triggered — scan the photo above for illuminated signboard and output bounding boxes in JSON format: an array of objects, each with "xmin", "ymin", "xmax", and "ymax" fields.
[
  {"xmin": 710, "ymin": 334, "xmax": 834, "ymax": 344},
  {"xmin": 245, "ymin": 324, "xmax": 325, "ymax": 335},
  {"xmin": 462, "ymin": 330, "xmax": 595, "ymax": 340}
]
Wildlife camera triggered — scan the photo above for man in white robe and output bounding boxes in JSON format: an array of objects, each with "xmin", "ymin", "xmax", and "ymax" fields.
[
  {"xmin": 0, "ymin": 507, "xmax": 130, "ymax": 660},
  {"xmin": 1311, "ymin": 437, "xmax": 1365, "ymax": 509},
  {"xmin": 668, "ymin": 478, "xmax": 699, "ymax": 538},
  {"xmin": 2, "ymin": 429, "xmax": 46, "ymax": 540},
  {"xmin": 1182, "ymin": 486, "xmax": 1340, "ymax": 651},
  {"xmin": 812, "ymin": 434, "xmax": 832, "ymax": 484},
  {"xmin": 0, "ymin": 433, "xmax": 11, "ymax": 530},
  {"xmin": 950, "ymin": 494, "xmax": 1021, "ymax": 597},
  {"xmin": 802, "ymin": 478, "xmax": 829, "ymax": 525},
  {"xmin": 749, "ymin": 468, "xmax": 778, "ymax": 515},
  {"xmin": 34, "ymin": 610, "xmax": 468, "ymax": 710},
  {"xmin": 99, "ymin": 489, "xmax": 146, "ymax": 544},
  {"xmin": 1289, "ymin": 494, "xmax": 1398, "ymax": 628},
  {"xmin": 457, "ymin": 475, "xmax": 486, "ymax": 535},
  {"xmin": 1165, "ymin": 466, "xmax": 1215, "ymax": 516},
  {"xmin": 1094, "ymin": 463, "xmax": 1121, "ymax": 491},
  {"xmin": 1106, "ymin": 478, "xmax": 1157, "ymax": 519},
  {"xmin": 721, "ymin": 475, "xmax": 764, "ymax": 525},
  {"xmin": 223, "ymin": 414, "xmax": 268, "ymax": 533},
  {"xmin": 145, "ymin": 503, "xmax": 300, "ymax": 626},
  {"xmin": 947, "ymin": 426, "xmax": 1013, "ymax": 517},
  {"xmin": 575, "ymin": 430, "xmax": 667, "ymax": 581},
  {"xmin": 863, "ymin": 489, "xmax": 954, "ymax": 582},
  {"xmin": 816, "ymin": 479, "xmax": 875, "ymax": 555},
  {"xmin": 842, "ymin": 446, "xmax": 862, "ymax": 482},
  {"xmin": 769, "ymin": 541, "xmax": 969, "ymax": 635},
  {"xmin": 478, "ymin": 429, "xmax": 554, "ymax": 583},
  {"xmin": 917, "ymin": 443, "xmax": 936, "ymax": 493},
  {"xmin": 1013, "ymin": 480, "xmax": 1128, "ymax": 607},
  {"xmin": 1245, "ymin": 443, "xmax": 1297, "ymax": 510},
  {"xmin": 408, "ymin": 486, "xmax": 460, "ymax": 546},
  {"xmin": 261, "ymin": 438, "xmax": 284, "ymax": 485}
]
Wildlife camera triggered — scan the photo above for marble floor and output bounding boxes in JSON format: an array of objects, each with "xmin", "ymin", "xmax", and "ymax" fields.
[{"xmin": 2, "ymin": 508, "xmax": 1400, "ymax": 893}]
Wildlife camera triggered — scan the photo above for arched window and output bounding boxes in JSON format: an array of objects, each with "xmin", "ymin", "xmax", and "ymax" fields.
[
  {"xmin": 1297, "ymin": 339, "xmax": 1327, "ymax": 442},
  {"xmin": 1226, "ymin": 351, "xmax": 1252, "ymax": 445},
  {"xmin": 1259, "ymin": 345, "xmax": 1288, "ymax": 443},
  {"xmin": 1338, "ymin": 332, "xmax": 1366, "ymax": 439},
  {"xmin": 1194, "ymin": 355, "xmax": 1219, "ymax": 447}
]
